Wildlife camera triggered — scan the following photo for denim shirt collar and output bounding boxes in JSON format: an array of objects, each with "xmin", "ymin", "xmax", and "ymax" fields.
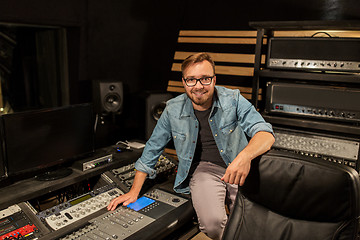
[{"xmin": 180, "ymin": 97, "xmax": 193, "ymax": 118}]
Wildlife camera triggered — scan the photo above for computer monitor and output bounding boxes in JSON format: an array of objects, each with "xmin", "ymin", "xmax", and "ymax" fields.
[{"xmin": 1, "ymin": 103, "xmax": 95, "ymax": 180}]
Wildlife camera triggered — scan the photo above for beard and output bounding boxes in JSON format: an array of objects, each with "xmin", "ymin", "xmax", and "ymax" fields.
[{"xmin": 185, "ymin": 88, "xmax": 214, "ymax": 108}]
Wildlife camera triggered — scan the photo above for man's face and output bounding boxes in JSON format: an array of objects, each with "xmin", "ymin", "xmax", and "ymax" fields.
[{"xmin": 182, "ymin": 60, "xmax": 216, "ymax": 111}]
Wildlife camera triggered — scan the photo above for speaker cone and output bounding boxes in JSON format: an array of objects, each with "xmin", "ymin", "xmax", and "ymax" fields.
[
  {"xmin": 104, "ymin": 93, "xmax": 121, "ymax": 112},
  {"xmin": 151, "ymin": 102, "xmax": 167, "ymax": 121}
]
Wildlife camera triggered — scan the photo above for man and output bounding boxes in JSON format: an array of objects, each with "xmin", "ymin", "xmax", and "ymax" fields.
[{"xmin": 108, "ymin": 52, "xmax": 275, "ymax": 239}]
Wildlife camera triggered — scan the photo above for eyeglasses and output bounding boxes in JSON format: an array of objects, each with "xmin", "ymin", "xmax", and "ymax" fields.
[{"xmin": 183, "ymin": 76, "xmax": 215, "ymax": 87}]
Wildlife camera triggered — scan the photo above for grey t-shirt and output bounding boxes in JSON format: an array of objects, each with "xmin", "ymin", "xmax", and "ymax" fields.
[{"xmin": 193, "ymin": 108, "xmax": 227, "ymax": 169}]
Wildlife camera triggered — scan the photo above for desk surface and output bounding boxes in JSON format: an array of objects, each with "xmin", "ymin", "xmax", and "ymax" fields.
[{"xmin": 0, "ymin": 147, "xmax": 142, "ymax": 210}]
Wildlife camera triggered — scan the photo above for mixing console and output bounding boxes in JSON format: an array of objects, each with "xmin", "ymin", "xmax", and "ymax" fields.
[
  {"xmin": 0, "ymin": 149, "xmax": 194, "ymax": 240},
  {"xmin": 59, "ymin": 188, "xmax": 189, "ymax": 240}
]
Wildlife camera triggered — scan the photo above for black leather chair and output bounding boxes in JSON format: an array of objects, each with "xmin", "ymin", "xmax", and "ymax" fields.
[{"xmin": 222, "ymin": 150, "xmax": 360, "ymax": 240}]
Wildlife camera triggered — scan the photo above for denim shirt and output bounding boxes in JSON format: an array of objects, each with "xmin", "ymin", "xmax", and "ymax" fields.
[{"xmin": 134, "ymin": 86, "xmax": 274, "ymax": 194}]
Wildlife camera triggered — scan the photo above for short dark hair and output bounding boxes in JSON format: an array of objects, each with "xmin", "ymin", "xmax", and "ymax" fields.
[{"xmin": 181, "ymin": 52, "xmax": 215, "ymax": 76}]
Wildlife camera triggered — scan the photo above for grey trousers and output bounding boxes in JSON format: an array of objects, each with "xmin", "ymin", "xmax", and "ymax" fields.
[{"xmin": 189, "ymin": 161, "xmax": 238, "ymax": 240}]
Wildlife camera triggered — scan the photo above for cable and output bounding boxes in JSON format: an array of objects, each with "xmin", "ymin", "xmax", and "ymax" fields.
[
  {"xmin": 115, "ymin": 140, "xmax": 131, "ymax": 150},
  {"xmin": 94, "ymin": 113, "xmax": 99, "ymax": 133},
  {"xmin": 311, "ymin": 32, "xmax": 333, "ymax": 38}
]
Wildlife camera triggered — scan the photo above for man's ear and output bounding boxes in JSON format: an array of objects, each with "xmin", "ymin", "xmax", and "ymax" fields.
[{"xmin": 182, "ymin": 77, "xmax": 186, "ymax": 87}]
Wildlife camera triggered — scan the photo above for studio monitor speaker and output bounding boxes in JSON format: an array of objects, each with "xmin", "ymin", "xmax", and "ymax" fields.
[
  {"xmin": 93, "ymin": 80, "xmax": 123, "ymax": 114},
  {"xmin": 145, "ymin": 92, "xmax": 173, "ymax": 139}
]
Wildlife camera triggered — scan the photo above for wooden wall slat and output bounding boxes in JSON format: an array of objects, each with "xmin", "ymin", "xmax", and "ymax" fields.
[
  {"xmin": 167, "ymin": 80, "xmax": 183, "ymax": 87},
  {"xmin": 178, "ymin": 37, "xmax": 258, "ymax": 44},
  {"xmin": 171, "ymin": 63, "xmax": 181, "ymax": 72},
  {"xmin": 164, "ymin": 148, "xmax": 178, "ymax": 160},
  {"xmin": 179, "ymin": 30, "xmax": 258, "ymax": 37},
  {"xmin": 216, "ymin": 65, "xmax": 254, "ymax": 76},
  {"xmin": 174, "ymin": 51, "xmax": 266, "ymax": 64}
]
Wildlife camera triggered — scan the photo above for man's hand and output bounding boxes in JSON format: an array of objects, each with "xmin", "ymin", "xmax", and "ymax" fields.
[
  {"xmin": 107, "ymin": 190, "xmax": 138, "ymax": 211},
  {"xmin": 221, "ymin": 131, "xmax": 275, "ymax": 186},
  {"xmin": 221, "ymin": 157, "xmax": 251, "ymax": 186},
  {"xmin": 107, "ymin": 170, "xmax": 148, "ymax": 211}
]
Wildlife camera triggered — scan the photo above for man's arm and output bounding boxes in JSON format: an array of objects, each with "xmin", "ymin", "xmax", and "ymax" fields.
[
  {"xmin": 107, "ymin": 170, "xmax": 148, "ymax": 211},
  {"xmin": 221, "ymin": 131, "xmax": 275, "ymax": 185}
]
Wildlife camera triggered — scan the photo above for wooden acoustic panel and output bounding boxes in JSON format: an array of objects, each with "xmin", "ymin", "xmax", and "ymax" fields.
[{"xmin": 168, "ymin": 30, "xmax": 265, "ymax": 101}]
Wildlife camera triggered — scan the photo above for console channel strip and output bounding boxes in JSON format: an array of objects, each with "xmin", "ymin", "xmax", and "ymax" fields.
[
  {"xmin": 111, "ymin": 154, "xmax": 177, "ymax": 190},
  {"xmin": 0, "ymin": 203, "xmax": 49, "ymax": 240},
  {"xmin": 36, "ymin": 184, "xmax": 124, "ymax": 231},
  {"xmin": 59, "ymin": 188, "xmax": 189, "ymax": 240}
]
